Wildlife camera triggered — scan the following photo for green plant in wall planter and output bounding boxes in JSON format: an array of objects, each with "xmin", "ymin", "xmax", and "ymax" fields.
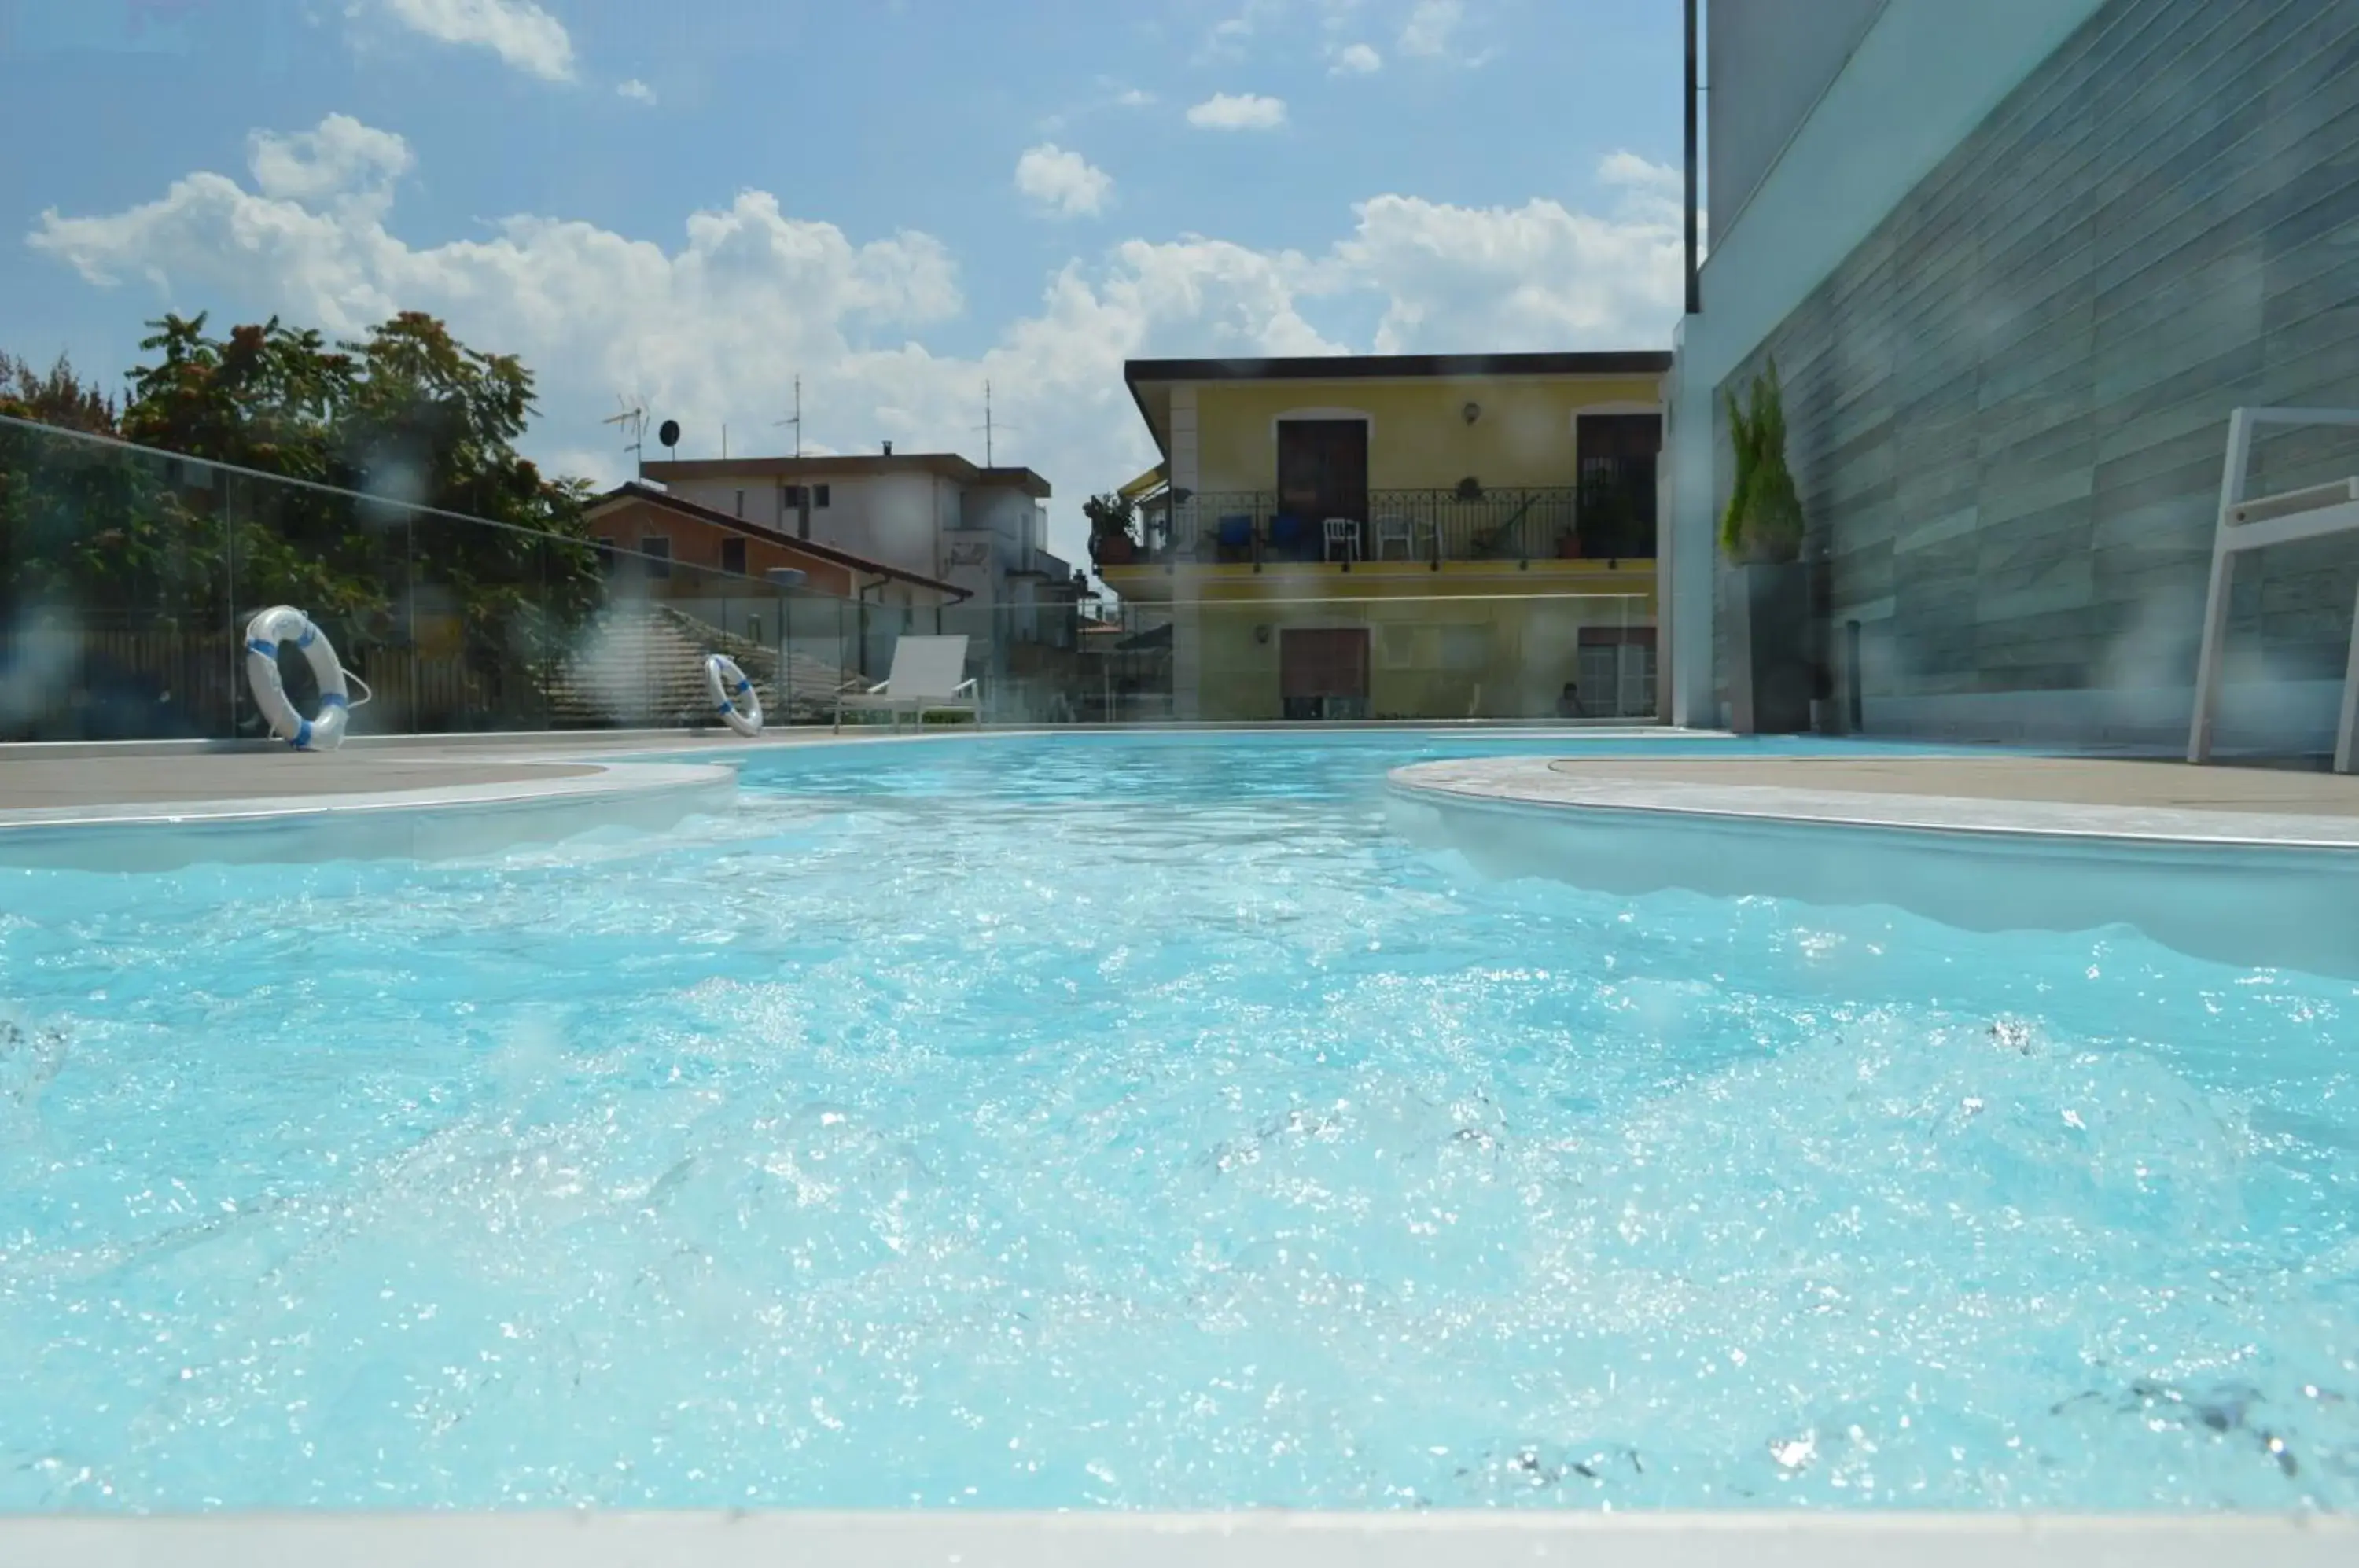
[
  {"xmin": 1720, "ymin": 359, "xmax": 1805, "ymax": 565},
  {"xmin": 1720, "ymin": 359, "xmax": 1814, "ymax": 733}
]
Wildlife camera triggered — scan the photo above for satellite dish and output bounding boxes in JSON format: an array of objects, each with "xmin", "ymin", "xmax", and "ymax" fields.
[{"xmin": 657, "ymin": 418, "xmax": 681, "ymax": 451}]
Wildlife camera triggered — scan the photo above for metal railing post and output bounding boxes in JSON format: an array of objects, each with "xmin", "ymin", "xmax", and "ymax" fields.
[{"xmin": 2190, "ymin": 409, "xmax": 2254, "ymax": 764}]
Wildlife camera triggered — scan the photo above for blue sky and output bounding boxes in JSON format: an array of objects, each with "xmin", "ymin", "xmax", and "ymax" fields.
[{"xmin": 0, "ymin": 0, "xmax": 1687, "ymax": 561}]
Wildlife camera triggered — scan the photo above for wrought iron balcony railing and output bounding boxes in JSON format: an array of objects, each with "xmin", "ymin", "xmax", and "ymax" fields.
[{"xmin": 1126, "ymin": 469, "xmax": 1656, "ymax": 568}]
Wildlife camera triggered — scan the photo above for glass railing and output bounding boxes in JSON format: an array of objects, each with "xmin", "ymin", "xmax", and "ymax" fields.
[
  {"xmin": 0, "ymin": 414, "xmax": 886, "ymax": 742},
  {"xmin": 1121, "ymin": 486, "xmax": 1665, "ymax": 567},
  {"xmin": 933, "ymin": 588, "xmax": 1658, "ymax": 727},
  {"xmin": 0, "ymin": 414, "xmax": 1660, "ymax": 740}
]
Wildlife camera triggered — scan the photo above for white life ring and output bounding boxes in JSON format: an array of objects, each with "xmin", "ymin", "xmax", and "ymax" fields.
[
  {"xmin": 705, "ymin": 653, "xmax": 764, "ymax": 737},
  {"xmin": 245, "ymin": 605, "xmax": 369, "ymax": 751}
]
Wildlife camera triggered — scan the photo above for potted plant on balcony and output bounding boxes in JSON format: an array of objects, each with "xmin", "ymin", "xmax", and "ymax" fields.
[
  {"xmin": 1720, "ymin": 358, "xmax": 1812, "ymax": 734},
  {"xmin": 1084, "ymin": 492, "xmax": 1139, "ymax": 569}
]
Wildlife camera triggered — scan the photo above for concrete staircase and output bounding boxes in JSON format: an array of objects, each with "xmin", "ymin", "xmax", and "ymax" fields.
[{"xmin": 546, "ymin": 604, "xmax": 851, "ymax": 727}]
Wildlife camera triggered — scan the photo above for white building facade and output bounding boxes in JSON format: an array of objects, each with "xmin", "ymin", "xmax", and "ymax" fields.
[{"xmin": 639, "ymin": 452, "xmax": 1084, "ymax": 688}]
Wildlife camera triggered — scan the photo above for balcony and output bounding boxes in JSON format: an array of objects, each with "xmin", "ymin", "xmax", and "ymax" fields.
[{"xmin": 1124, "ymin": 470, "xmax": 1657, "ymax": 570}]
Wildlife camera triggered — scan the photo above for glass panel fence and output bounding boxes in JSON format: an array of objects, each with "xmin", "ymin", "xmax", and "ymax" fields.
[
  {"xmin": 0, "ymin": 414, "xmax": 848, "ymax": 742},
  {"xmin": 4, "ymin": 413, "xmax": 1662, "ymax": 738},
  {"xmin": 856, "ymin": 590, "xmax": 1659, "ymax": 728}
]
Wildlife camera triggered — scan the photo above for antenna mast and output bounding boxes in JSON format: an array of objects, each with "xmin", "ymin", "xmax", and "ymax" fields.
[
  {"xmin": 973, "ymin": 379, "xmax": 1014, "ymax": 466},
  {"xmin": 601, "ymin": 395, "xmax": 646, "ymax": 477},
  {"xmin": 774, "ymin": 375, "xmax": 803, "ymax": 458}
]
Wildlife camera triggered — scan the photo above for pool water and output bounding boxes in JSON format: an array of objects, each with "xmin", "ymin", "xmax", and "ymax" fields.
[{"xmin": 1, "ymin": 732, "xmax": 2355, "ymax": 1511}]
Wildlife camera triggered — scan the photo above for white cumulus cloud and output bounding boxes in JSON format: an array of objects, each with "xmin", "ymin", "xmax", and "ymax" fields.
[
  {"xmin": 1014, "ymin": 144, "xmax": 1113, "ymax": 219},
  {"xmin": 1187, "ymin": 93, "xmax": 1288, "ymax": 131},
  {"xmin": 1398, "ymin": 0, "xmax": 1462, "ymax": 58},
  {"xmin": 1337, "ymin": 182, "xmax": 1684, "ymax": 353},
  {"xmin": 1330, "ymin": 42, "xmax": 1382, "ymax": 75},
  {"xmin": 26, "ymin": 119, "xmax": 1681, "ymax": 565},
  {"xmin": 245, "ymin": 114, "xmax": 415, "ymax": 218},
  {"xmin": 1599, "ymin": 148, "xmax": 1686, "ymax": 226},
  {"xmin": 615, "ymin": 78, "xmax": 657, "ymax": 105},
  {"xmin": 380, "ymin": 0, "xmax": 575, "ymax": 83}
]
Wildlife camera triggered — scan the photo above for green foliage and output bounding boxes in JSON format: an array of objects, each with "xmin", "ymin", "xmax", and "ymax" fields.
[
  {"xmin": 1082, "ymin": 491, "xmax": 1137, "ymax": 541},
  {"xmin": 0, "ymin": 351, "xmax": 120, "ymax": 435},
  {"xmin": 1720, "ymin": 359, "xmax": 1805, "ymax": 564},
  {"xmin": 1, "ymin": 310, "xmax": 607, "ymax": 727}
]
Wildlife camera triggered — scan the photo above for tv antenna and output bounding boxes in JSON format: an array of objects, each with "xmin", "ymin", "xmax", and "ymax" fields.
[
  {"xmin": 774, "ymin": 375, "xmax": 804, "ymax": 458},
  {"xmin": 602, "ymin": 394, "xmax": 646, "ymax": 477},
  {"xmin": 973, "ymin": 379, "xmax": 1015, "ymax": 466}
]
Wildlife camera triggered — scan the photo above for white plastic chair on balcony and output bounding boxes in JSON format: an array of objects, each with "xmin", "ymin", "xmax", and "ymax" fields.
[
  {"xmin": 2187, "ymin": 407, "xmax": 2359, "ymax": 773},
  {"xmin": 834, "ymin": 634, "xmax": 981, "ymax": 733},
  {"xmin": 1371, "ymin": 514, "xmax": 1425, "ymax": 561},
  {"xmin": 1322, "ymin": 517, "xmax": 1361, "ymax": 562}
]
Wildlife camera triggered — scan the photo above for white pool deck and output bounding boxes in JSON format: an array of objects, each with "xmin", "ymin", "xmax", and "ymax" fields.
[
  {"xmin": 4, "ymin": 1509, "xmax": 2353, "ymax": 1567},
  {"xmin": 8, "ymin": 731, "xmax": 2357, "ymax": 839},
  {"xmin": 0, "ymin": 730, "xmax": 836, "ymax": 863},
  {"xmin": 1392, "ymin": 753, "xmax": 2359, "ymax": 847}
]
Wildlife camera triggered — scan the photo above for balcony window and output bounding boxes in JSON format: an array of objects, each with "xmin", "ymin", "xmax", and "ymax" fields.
[{"xmin": 1575, "ymin": 413, "xmax": 1662, "ymax": 559}]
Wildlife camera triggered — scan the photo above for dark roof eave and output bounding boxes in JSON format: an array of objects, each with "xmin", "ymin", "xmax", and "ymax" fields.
[
  {"xmin": 639, "ymin": 453, "xmax": 1050, "ymax": 499},
  {"xmin": 1124, "ymin": 351, "xmax": 1673, "ymax": 388},
  {"xmin": 1128, "ymin": 376, "xmax": 1168, "ymax": 462}
]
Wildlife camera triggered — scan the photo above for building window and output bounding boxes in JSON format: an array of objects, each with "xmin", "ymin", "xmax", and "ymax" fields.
[
  {"xmin": 594, "ymin": 535, "xmax": 616, "ymax": 570},
  {"xmin": 734, "ymin": 489, "xmax": 745, "ymax": 518},
  {"xmin": 813, "ymin": 483, "xmax": 830, "ymax": 509},
  {"xmin": 720, "ymin": 536, "xmax": 747, "ymax": 575},
  {"xmin": 639, "ymin": 536, "xmax": 672, "ymax": 579}
]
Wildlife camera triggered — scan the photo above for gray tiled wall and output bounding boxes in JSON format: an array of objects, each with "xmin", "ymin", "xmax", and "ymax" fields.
[{"xmin": 1716, "ymin": 0, "xmax": 2359, "ymax": 745}]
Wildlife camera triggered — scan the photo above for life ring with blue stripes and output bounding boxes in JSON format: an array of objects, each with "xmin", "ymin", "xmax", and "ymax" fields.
[
  {"xmin": 245, "ymin": 605, "xmax": 370, "ymax": 751},
  {"xmin": 704, "ymin": 653, "xmax": 764, "ymax": 737}
]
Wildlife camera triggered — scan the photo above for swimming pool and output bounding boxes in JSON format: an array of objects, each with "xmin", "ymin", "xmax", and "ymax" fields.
[{"xmin": 1, "ymin": 732, "xmax": 2353, "ymax": 1511}]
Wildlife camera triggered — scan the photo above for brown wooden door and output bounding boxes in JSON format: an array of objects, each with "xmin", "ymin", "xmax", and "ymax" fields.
[
  {"xmin": 1276, "ymin": 420, "xmax": 1369, "ymax": 521},
  {"xmin": 1280, "ymin": 628, "xmax": 1370, "ymax": 701}
]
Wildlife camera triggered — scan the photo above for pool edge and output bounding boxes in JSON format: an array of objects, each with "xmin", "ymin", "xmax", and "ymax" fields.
[{"xmin": 0, "ymin": 1507, "xmax": 2349, "ymax": 1568}]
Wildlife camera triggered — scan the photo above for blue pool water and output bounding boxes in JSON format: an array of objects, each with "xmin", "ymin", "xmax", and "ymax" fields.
[{"xmin": 0, "ymin": 732, "xmax": 2354, "ymax": 1511}]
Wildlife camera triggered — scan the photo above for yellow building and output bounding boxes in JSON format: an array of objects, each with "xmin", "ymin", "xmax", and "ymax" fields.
[{"xmin": 1105, "ymin": 352, "xmax": 1671, "ymax": 721}]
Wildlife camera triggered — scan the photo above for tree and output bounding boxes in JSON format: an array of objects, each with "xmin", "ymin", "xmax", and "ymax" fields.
[
  {"xmin": 0, "ymin": 352, "xmax": 120, "ymax": 435},
  {"xmin": 120, "ymin": 310, "xmax": 601, "ymax": 664},
  {"xmin": 1, "ymin": 310, "xmax": 606, "ymax": 734}
]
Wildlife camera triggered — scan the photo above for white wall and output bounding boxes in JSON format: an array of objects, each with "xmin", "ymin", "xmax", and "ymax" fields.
[
  {"xmin": 1664, "ymin": 0, "xmax": 2109, "ymax": 727},
  {"xmin": 820, "ymin": 473, "xmax": 939, "ymax": 579},
  {"xmin": 664, "ymin": 472, "xmax": 940, "ymax": 580},
  {"xmin": 961, "ymin": 485, "xmax": 1042, "ymax": 572},
  {"xmin": 1706, "ymin": 0, "xmax": 1889, "ymax": 251}
]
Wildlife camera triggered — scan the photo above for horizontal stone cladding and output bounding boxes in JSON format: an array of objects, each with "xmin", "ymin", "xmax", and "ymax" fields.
[{"xmin": 1713, "ymin": 0, "xmax": 2359, "ymax": 731}]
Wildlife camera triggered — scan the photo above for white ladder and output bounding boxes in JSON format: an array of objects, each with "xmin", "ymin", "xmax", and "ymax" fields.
[{"xmin": 2187, "ymin": 407, "xmax": 2359, "ymax": 774}]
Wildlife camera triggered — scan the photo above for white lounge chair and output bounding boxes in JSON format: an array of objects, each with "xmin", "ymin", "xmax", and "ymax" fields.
[{"xmin": 834, "ymin": 635, "xmax": 981, "ymax": 732}]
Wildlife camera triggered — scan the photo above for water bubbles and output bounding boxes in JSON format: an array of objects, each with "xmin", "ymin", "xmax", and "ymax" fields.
[{"xmin": 3, "ymin": 737, "xmax": 2358, "ymax": 1509}]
